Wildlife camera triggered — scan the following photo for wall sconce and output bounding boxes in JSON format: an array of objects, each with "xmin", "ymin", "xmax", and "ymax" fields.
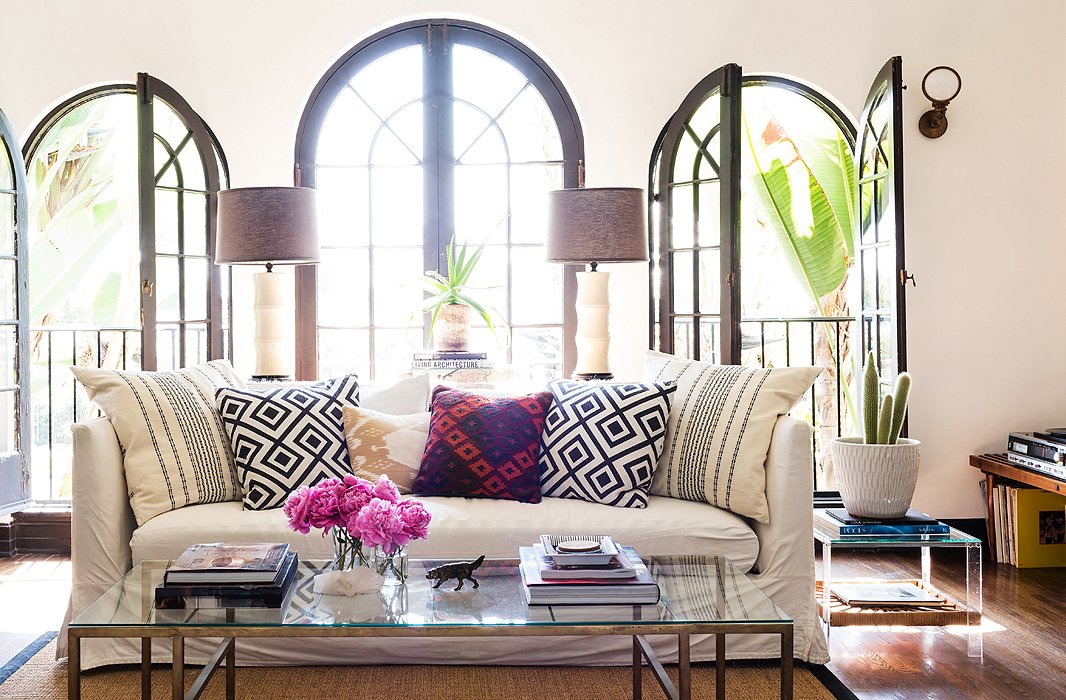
[{"xmin": 918, "ymin": 66, "xmax": 962, "ymax": 138}]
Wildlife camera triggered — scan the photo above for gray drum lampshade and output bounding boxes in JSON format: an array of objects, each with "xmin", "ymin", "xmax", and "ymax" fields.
[
  {"xmin": 546, "ymin": 187, "xmax": 647, "ymax": 264},
  {"xmin": 215, "ymin": 187, "xmax": 320, "ymax": 265}
]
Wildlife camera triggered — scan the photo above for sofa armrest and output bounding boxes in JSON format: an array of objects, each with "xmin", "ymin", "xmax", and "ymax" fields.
[
  {"xmin": 752, "ymin": 415, "xmax": 814, "ymax": 576},
  {"xmin": 70, "ymin": 417, "xmax": 135, "ymax": 613}
]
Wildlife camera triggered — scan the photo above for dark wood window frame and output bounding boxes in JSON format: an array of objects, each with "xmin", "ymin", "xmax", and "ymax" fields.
[{"xmin": 293, "ymin": 19, "xmax": 584, "ymax": 380}]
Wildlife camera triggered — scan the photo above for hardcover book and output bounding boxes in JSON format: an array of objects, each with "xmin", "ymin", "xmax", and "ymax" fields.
[
  {"xmin": 820, "ymin": 509, "xmax": 949, "ymax": 536},
  {"xmin": 156, "ymin": 553, "xmax": 298, "ymax": 608},
  {"xmin": 831, "ymin": 582, "xmax": 947, "ymax": 607},
  {"xmin": 518, "ymin": 546, "xmax": 659, "ymax": 605},
  {"xmin": 165, "ymin": 543, "xmax": 290, "ymax": 584}
]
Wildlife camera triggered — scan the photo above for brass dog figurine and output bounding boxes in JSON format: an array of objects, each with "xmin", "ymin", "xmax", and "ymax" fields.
[{"xmin": 425, "ymin": 555, "xmax": 485, "ymax": 591}]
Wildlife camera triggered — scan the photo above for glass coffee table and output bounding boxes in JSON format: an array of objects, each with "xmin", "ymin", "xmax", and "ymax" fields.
[
  {"xmin": 813, "ymin": 509, "xmax": 983, "ymax": 658},
  {"xmin": 69, "ymin": 555, "xmax": 793, "ymax": 700}
]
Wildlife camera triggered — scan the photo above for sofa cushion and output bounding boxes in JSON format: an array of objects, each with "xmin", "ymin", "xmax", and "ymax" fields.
[
  {"xmin": 70, "ymin": 360, "xmax": 245, "ymax": 526},
  {"xmin": 538, "ymin": 379, "xmax": 675, "ymax": 508},
  {"xmin": 413, "ymin": 386, "xmax": 552, "ymax": 503},
  {"xmin": 361, "ymin": 374, "xmax": 430, "ymax": 414},
  {"xmin": 645, "ymin": 350, "xmax": 820, "ymax": 523},
  {"xmin": 342, "ymin": 406, "xmax": 429, "ymax": 494},
  {"xmin": 130, "ymin": 495, "xmax": 759, "ymax": 573},
  {"xmin": 215, "ymin": 375, "xmax": 361, "ymax": 510}
]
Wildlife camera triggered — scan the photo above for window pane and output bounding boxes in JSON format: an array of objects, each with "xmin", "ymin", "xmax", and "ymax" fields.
[
  {"xmin": 0, "ymin": 138, "xmax": 11, "ymax": 190},
  {"xmin": 454, "ymin": 102, "xmax": 502, "ymax": 165},
  {"xmin": 155, "ymin": 189, "xmax": 179, "ymax": 254},
  {"xmin": 184, "ymin": 193, "xmax": 208, "ymax": 256},
  {"xmin": 318, "ymin": 249, "xmax": 370, "ymax": 327},
  {"xmin": 463, "ymin": 245, "xmax": 507, "ymax": 326},
  {"xmin": 453, "ymin": 44, "xmax": 528, "ymax": 119},
  {"xmin": 373, "ymin": 328, "xmax": 422, "ymax": 381},
  {"xmin": 371, "ymin": 247, "xmax": 423, "ymax": 325},
  {"xmin": 318, "ymin": 328, "xmax": 370, "ymax": 380},
  {"xmin": 156, "ymin": 257, "xmax": 180, "ymax": 320},
  {"xmin": 316, "ymin": 88, "xmax": 380, "ymax": 166},
  {"xmin": 177, "ymin": 136, "xmax": 206, "ymax": 192},
  {"xmin": 153, "ymin": 138, "xmax": 178, "ymax": 188},
  {"xmin": 697, "ymin": 183, "xmax": 720, "ymax": 247},
  {"xmin": 349, "ymin": 45, "xmax": 423, "ymax": 123},
  {"xmin": 697, "ymin": 249, "xmax": 719, "ymax": 315},
  {"xmin": 510, "ymin": 164, "xmax": 561, "ymax": 245},
  {"xmin": 455, "ymin": 165, "xmax": 508, "ymax": 245},
  {"xmin": 877, "ymin": 246, "xmax": 893, "ymax": 310},
  {"xmin": 370, "ymin": 167, "xmax": 422, "ymax": 246},
  {"xmin": 698, "ymin": 130, "xmax": 722, "ymax": 181},
  {"xmin": 673, "ymin": 317, "xmax": 694, "ymax": 359},
  {"xmin": 0, "ymin": 261, "xmax": 15, "ymax": 321},
  {"xmin": 670, "ymin": 184, "xmax": 695, "ymax": 249},
  {"xmin": 0, "ymin": 390, "xmax": 15, "ymax": 454},
  {"xmin": 0, "ymin": 326, "xmax": 15, "ymax": 386},
  {"xmin": 699, "ymin": 318, "xmax": 720, "ymax": 364},
  {"xmin": 511, "ymin": 248, "xmax": 561, "ymax": 325},
  {"xmin": 496, "ymin": 85, "xmax": 562, "ymax": 163},
  {"xmin": 156, "ymin": 323, "xmax": 180, "ymax": 371},
  {"xmin": 184, "ymin": 258, "xmax": 208, "ymax": 320},
  {"xmin": 317, "ymin": 168, "xmax": 370, "ymax": 248},
  {"xmin": 671, "ymin": 252, "xmax": 693, "ymax": 314},
  {"xmin": 687, "ymin": 94, "xmax": 721, "ymax": 140},
  {"xmin": 512, "ymin": 326, "xmax": 562, "ymax": 382},
  {"xmin": 369, "ymin": 128, "xmax": 419, "ymax": 167},
  {"xmin": 673, "ymin": 131, "xmax": 699, "ymax": 183},
  {"xmin": 0, "ymin": 193, "xmax": 12, "ymax": 256},
  {"xmin": 185, "ymin": 323, "xmax": 208, "ymax": 366}
]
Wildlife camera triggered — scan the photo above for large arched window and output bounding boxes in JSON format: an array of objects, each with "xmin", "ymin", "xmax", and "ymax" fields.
[
  {"xmin": 295, "ymin": 20, "xmax": 583, "ymax": 381},
  {"xmin": 651, "ymin": 64, "xmax": 907, "ymax": 493},
  {"xmin": 24, "ymin": 76, "xmax": 230, "ymax": 501}
]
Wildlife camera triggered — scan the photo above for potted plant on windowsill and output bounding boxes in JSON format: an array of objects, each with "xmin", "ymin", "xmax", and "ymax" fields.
[
  {"xmin": 416, "ymin": 238, "xmax": 503, "ymax": 352},
  {"xmin": 831, "ymin": 351, "xmax": 919, "ymax": 519}
]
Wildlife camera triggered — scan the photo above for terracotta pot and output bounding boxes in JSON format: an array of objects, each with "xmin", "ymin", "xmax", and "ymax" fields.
[
  {"xmin": 831, "ymin": 437, "xmax": 921, "ymax": 519},
  {"xmin": 434, "ymin": 303, "xmax": 471, "ymax": 352}
]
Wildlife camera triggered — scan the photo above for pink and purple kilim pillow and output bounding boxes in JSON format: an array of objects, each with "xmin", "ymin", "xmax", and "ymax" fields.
[{"xmin": 413, "ymin": 386, "xmax": 552, "ymax": 503}]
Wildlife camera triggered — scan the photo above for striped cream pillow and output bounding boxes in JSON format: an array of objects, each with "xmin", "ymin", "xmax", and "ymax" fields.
[
  {"xmin": 645, "ymin": 351, "xmax": 820, "ymax": 523},
  {"xmin": 71, "ymin": 360, "xmax": 245, "ymax": 525}
]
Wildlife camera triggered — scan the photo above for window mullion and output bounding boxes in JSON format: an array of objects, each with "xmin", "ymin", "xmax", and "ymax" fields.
[{"xmin": 136, "ymin": 74, "xmax": 158, "ymax": 371}]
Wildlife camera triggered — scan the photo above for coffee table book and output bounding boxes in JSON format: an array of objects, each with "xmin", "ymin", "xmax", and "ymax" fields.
[
  {"xmin": 535, "ymin": 544, "xmax": 637, "ymax": 580},
  {"xmin": 830, "ymin": 581, "xmax": 948, "ymax": 608},
  {"xmin": 518, "ymin": 547, "xmax": 659, "ymax": 605},
  {"xmin": 818, "ymin": 509, "xmax": 949, "ymax": 536},
  {"xmin": 155, "ymin": 553, "xmax": 298, "ymax": 609},
  {"xmin": 164, "ymin": 543, "xmax": 290, "ymax": 584}
]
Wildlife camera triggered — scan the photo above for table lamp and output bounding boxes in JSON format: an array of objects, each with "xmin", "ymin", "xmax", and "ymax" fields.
[
  {"xmin": 546, "ymin": 187, "xmax": 647, "ymax": 380},
  {"xmin": 216, "ymin": 186, "xmax": 319, "ymax": 380}
]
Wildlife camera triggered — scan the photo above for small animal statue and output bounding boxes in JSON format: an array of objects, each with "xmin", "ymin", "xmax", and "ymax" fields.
[{"xmin": 425, "ymin": 555, "xmax": 486, "ymax": 591}]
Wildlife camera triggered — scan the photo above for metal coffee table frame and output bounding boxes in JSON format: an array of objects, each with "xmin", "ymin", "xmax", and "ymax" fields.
[{"xmin": 69, "ymin": 557, "xmax": 794, "ymax": 700}]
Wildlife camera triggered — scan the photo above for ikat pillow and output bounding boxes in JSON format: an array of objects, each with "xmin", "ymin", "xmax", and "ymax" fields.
[
  {"xmin": 70, "ymin": 360, "xmax": 245, "ymax": 526},
  {"xmin": 645, "ymin": 350, "xmax": 821, "ymax": 523},
  {"xmin": 342, "ymin": 406, "xmax": 430, "ymax": 494},
  {"xmin": 412, "ymin": 386, "xmax": 553, "ymax": 503},
  {"xmin": 215, "ymin": 374, "xmax": 361, "ymax": 510},
  {"xmin": 538, "ymin": 379, "xmax": 676, "ymax": 508}
]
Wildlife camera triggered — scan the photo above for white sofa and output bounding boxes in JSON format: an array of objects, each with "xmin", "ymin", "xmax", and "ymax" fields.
[{"xmin": 59, "ymin": 414, "xmax": 830, "ymax": 669}]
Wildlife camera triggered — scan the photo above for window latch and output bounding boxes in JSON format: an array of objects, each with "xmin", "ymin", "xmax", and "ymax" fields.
[{"xmin": 142, "ymin": 279, "xmax": 154, "ymax": 296}]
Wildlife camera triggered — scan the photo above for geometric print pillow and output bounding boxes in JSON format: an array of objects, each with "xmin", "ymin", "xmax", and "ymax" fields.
[
  {"xmin": 215, "ymin": 375, "xmax": 360, "ymax": 510},
  {"xmin": 538, "ymin": 379, "xmax": 676, "ymax": 508},
  {"xmin": 644, "ymin": 350, "xmax": 820, "ymax": 523}
]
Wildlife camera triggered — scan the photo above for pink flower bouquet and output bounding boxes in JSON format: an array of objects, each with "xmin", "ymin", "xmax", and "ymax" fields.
[{"xmin": 284, "ymin": 474, "xmax": 432, "ymax": 579}]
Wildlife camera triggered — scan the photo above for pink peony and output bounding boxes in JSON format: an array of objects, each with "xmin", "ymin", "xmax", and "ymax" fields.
[
  {"xmin": 371, "ymin": 474, "xmax": 401, "ymax": 504},
  {"xmin": 397, "ymin": 499, "xmax": 432, "ymax": 540},
  {"xmin": 351, "ymin": 498, "xmax": 408, "ymax": 553},
  {"xmin": 338, "ymin": 474, "xmax": 375, "ymax": 520},
  {"xmin": 283, "ymin": 486, "xmax": 313, "ymax": 534}
]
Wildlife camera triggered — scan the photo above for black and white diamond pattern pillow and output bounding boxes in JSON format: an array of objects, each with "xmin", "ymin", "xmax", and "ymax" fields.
[
  {"xmin": 538, "ymin": 379, "xmax": 676, "ymax": 508},
  {"xmin": 215, "ymin": 375, "xmax": 360, "ymax": 510}
]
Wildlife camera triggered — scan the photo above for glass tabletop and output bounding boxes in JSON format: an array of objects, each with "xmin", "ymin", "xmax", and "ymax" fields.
[
  {"xmin": 71, "ymin": 556, "xmax": 790, "ymax": 630},
  {"xmin": 813, "ymin": 509, "xmax": 981, "ymax": 546}
]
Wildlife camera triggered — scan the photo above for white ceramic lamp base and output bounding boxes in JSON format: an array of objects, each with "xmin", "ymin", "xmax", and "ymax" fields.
[
  {"xmin": 573, "ymin": 269, "xmax": 612, "ymax": 380},
  {"xmin": 253, "ymin": 270, "xmax": 292, "ymax": 380}
]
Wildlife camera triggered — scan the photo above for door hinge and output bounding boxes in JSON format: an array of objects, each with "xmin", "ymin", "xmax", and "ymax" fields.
[
  {"xmin": 899, "ymin": 269, "xmax": 916, "ymax": 287},
  {"xmin": 426, "ymin": 24, "xmax": 432, "ymax": 53},
  {"xmin": 442, "ymin": 24, "xmax": 449, "ymax": 54}
]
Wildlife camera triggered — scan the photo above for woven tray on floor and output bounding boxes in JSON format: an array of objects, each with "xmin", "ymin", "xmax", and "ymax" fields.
[{"xmin": 815, "ymin": 579, "xmax": 977, "ymax": 627}]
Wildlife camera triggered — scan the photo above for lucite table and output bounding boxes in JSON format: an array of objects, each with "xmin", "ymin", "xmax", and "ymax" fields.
[
  {"xmin": 69, "ymin": 555, "xmax": 794, "ymax": 700},
  {"xmin": 813, "ymin": 509, "xmax": 983, "ymax": 658}
]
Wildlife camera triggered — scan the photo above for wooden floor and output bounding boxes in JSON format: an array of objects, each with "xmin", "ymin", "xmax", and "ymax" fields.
[
  {"xmin": 0, "ymin": 551, "xmax": 1064, "ymax": 699},
  {"xmin": 819, "ymin": 547, "xmax": 1066, "ymax": 700}
]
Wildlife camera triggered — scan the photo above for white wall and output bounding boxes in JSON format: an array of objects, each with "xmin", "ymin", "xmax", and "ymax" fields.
[{"xmin": 2, "ymin": 0, "xmax": 1064, "ymax": 518}]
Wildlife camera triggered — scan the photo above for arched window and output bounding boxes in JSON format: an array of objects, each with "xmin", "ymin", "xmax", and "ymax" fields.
[
  {"xmin": 651, "ymin": 67, "xmax": 906, "ymax": 493},
  {"xmin": 295, "ymin": 19, "xmax": 583, "ymax": 381},
  {"xmin": 24, "ymin": 76, "xmax": 230, "ymax": 501}
]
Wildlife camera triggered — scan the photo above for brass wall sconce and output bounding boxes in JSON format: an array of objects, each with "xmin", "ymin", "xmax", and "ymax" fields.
[{"xmin": 918, "ymin": 66, "xmax": 962, "ymax": 138}]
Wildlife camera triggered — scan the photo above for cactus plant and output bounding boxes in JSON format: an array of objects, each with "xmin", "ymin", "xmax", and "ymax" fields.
[{"xmin": 861, "ymin": 350, "xmax": 911, "ymax": 445}]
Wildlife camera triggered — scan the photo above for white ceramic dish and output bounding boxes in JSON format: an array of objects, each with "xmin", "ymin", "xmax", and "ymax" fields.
[{"xmin": 539, "ymin": 534, "xmax": 620, "ymax": 566}]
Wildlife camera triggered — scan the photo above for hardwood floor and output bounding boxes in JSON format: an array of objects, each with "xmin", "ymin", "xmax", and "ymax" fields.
[
  {"xmin": 0, "ymin": 550, "xmax": 1063, "ymax": 699},
  {"xmin": 819, "ymin": 547, "xmax": 1066, "ymax": 700}
]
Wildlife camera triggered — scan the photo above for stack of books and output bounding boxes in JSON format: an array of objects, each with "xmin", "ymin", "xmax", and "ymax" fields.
[
  {"xmin": 411, "ymin": 351, "xmax": 493, "ymax": 370},
  {"xmin": 817, "ymin": 508, "xmax": 950, "ymax": 536},
  {"xmin": 518, "ymin": 541, "xmax": 660, "ymax": 605},
  {"xmin": 830, "ymin": 582, "xmax": 948, "ymax": 608},
  {"xmin": 155, "ymin": 543, "xmax": 298, "ymax": 609}
]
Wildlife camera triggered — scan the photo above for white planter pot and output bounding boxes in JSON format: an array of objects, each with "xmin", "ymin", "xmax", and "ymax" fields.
[{"xmin": 831, "ymin": 437, "xmax": 921, "ymax": 519}]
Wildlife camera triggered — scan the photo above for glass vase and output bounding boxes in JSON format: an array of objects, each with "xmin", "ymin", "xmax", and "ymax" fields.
[
  {"xmin": 331, "ymin": 526, "xmax": 368, "ymax": 571},
  {"xmin": 371, "ymin": 545, "xmax": 409, "ymax": 586}
]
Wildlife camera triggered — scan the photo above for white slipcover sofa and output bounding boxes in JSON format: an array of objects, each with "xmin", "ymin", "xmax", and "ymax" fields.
[{"xmin": 59, "ymin": 414, "xmax": 830, "ymax": 669}]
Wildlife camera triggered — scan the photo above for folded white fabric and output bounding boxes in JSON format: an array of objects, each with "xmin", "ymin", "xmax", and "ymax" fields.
[{"xmin": 313, "ymin": 568, "xmax": 384, "ymax": 597}]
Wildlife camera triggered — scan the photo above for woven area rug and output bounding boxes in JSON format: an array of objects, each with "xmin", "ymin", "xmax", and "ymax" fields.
[{"xmin": 0, "ymin": 639, "xmax": 844, "ymax": 699}]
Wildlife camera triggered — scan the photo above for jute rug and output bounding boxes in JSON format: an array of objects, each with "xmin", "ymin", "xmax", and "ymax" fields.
[{"xmin": 0, "ymin": 640, "xmax": 840, "ymax": 699}]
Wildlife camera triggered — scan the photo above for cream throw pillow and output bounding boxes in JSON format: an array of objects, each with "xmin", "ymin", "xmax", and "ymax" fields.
[
  {"xmin": 71, "ymin": 360, "xmax": 245, "ymax": 526},
  {"xmin": 342, "ymin": 406, "xmax": 430, "ymax": 493},
  {"xmin": 644, "ymin": 350, "xmax": 820, "ymax": 523}
]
